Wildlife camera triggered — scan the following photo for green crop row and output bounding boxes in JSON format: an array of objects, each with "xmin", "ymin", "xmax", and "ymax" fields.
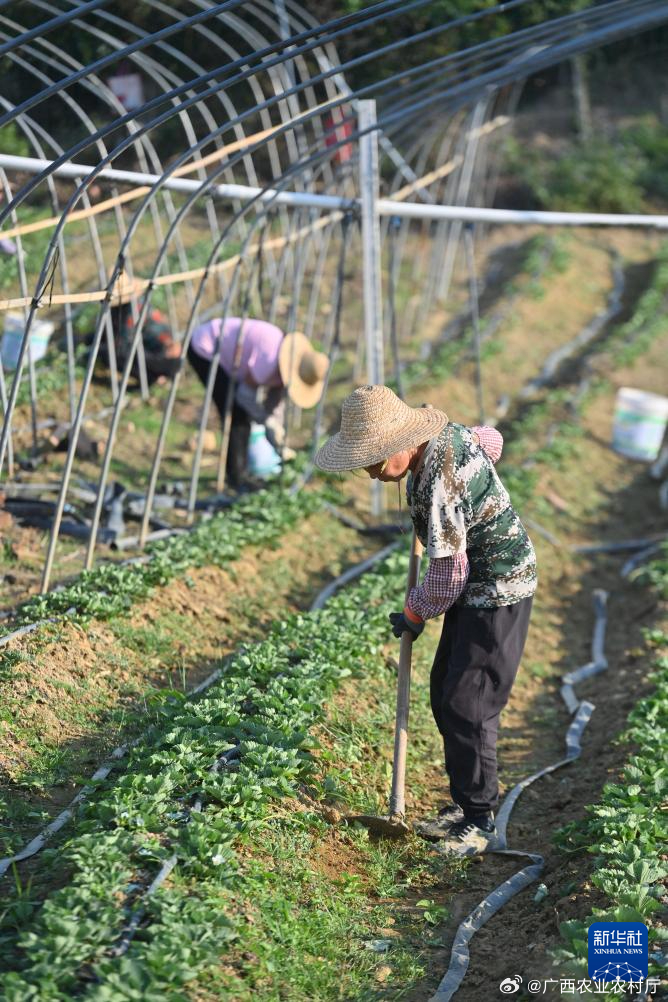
[
  {"xmin": 5, "ymin": 484, "xmax": 322, "ymax": 635},
  {"xmin": 605, "ymin": 242, "xmax": 668, "ymax": 368},
  {"xmin": 0, "ymin": 550, "xmax": 409, "ymax": 1000},
  {"xmin": 551, "ymin": 550, "xmax": 668, "ymax": 995},
  {"xmin": 0, "ymin": 482, "xmax": 328, "ymax": 790}
]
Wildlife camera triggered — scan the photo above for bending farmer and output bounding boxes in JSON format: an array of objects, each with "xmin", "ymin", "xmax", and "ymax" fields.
[
  {"xmin": 315, "ymin": 385, "xmax": 537, "ymax": 856},
  {"xmin": 95, "ymin": 274, "xmax": 181, "ymax": 386},
  {"xmin": 188, "ymin": 318, "xmax": 329, "ymax": 488}
]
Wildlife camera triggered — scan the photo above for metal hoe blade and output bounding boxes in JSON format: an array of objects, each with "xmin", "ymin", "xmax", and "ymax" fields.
[{"xmin": 346, "ymin": 813, "xmax": 411, "ymax": 837}]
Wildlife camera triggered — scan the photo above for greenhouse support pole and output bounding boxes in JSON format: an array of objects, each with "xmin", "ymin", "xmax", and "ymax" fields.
[{"xmin": 358, "ymin": 99, "xmax": 384, "ymax": 516}]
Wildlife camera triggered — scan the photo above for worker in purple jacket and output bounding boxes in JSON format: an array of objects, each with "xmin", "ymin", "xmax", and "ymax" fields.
[{"xmin": 188, "ymin": 318, "xmax": 328, "ymax": 488}]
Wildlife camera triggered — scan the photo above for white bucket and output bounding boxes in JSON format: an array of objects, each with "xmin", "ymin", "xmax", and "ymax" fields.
[
  {"xmin": 1, "ymin": 312, "xmax": 55, "ymax": 371},
  {"xmin": 612, "ymin": 386, "xmax": 668, "ymax": 462}
]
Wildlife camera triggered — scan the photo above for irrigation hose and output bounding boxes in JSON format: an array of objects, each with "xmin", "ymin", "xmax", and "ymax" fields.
[
  {"xmin": 0, "ymin": 661, "xmax": 226, "ymax": 879},
  {"xmin": 108, "ymin": 744, "xmax": 241, "ymax": 960},
  {"xmin": 0, "ymin": 738, "xmax": 129, "ymax": 879}
]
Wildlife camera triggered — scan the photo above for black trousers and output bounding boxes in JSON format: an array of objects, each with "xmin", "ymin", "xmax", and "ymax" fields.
[
  {"xmin": 186, "ymin": 344, "xmax": 251, "ymax": 488},
  {"xmin": 430, "ymin": 597, "xmax": 533, "ymax": 818}
]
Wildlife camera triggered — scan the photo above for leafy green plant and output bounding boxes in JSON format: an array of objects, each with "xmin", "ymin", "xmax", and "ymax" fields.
[
  {"xmin": 633, "ymin": 543, "xmax": 668, "ymax": 599},
  {"xmin": 552, "ymin": 620, "xmax": 668, "ymax": 990}
]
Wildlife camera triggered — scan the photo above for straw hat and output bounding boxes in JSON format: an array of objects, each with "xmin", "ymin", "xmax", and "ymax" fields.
[
  {"xmin": 109, "ymin": 273, "xmax": 145, "ymax": 306},
  {"xmin": 278, "ymin": 331, "xmax": 329, "ymax": 409},
  {"xmin": 315, "ymin": 385, "xmax": 448, "ymax": 472}
]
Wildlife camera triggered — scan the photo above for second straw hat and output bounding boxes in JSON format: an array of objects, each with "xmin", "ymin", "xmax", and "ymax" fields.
[
  {"xmin": 278, "ymin": 331, "xmax": 329, "ymax": 409},
  {"xmin": 315, "ymin": 384, "xmax": 448, "ymax": 471}
]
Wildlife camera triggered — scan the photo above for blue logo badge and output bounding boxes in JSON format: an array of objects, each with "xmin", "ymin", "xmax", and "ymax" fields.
[{"xmin": 588, "ymin": 922, "xmax": 648, "ymax": 982}]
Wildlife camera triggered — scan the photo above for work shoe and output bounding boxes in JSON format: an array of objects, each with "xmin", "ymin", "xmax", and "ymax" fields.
[
  {"xmin": 414, "ymin": 802, "xmax": 465, "ymax": 840},
  {"xmin": 434, "ymin": 816, "xmax": 500, "ymax": 857}
]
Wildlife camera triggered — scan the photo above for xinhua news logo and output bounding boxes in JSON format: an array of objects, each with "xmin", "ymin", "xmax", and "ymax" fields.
[{"xmin": 588, "ymin": 921, "xmax": 648, "ymax": 982}]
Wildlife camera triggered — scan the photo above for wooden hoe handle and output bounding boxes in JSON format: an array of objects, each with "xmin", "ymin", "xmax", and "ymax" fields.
[{"xmin": 388, "ymin": 529, "xmax": 423, "ymax": 820}]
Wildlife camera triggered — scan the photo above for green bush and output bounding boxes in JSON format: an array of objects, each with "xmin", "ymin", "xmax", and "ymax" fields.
[
  {"xmin": 0, "ymin": 123, "xmax": 30, "ymax": 159},
  {"xmin": 505, "ymin": 114, "xmax": 668, "ymax": 212},
  {"xmin": 622, "ymin": 115, "xmax": 668, "ymax": 203},
  {"xmin": 504, "ymin": 136, "xmax": 645, "ymax": 213}
]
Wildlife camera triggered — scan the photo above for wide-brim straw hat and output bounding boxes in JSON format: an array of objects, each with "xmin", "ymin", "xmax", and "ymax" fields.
[
  {"xmin": 315, "ymin": 384, "xmax": 448, "ymax": 472},
  {"xmin": 278, "ymin": 331, "xmax": 329, "ymax": 409},
  {"xmin": 109, "ymin": 273, "xmax": 145, "ymax": 306}
]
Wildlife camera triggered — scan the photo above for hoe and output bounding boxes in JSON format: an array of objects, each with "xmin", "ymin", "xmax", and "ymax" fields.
[{"xmin": 348, "ymin": 529, "xmax": 423, "ymax": 837}]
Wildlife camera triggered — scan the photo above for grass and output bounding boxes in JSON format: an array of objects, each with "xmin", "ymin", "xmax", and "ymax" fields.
[{"xmin": 193, "ymin": 823, "xmax": 438, "ymax": 1002}]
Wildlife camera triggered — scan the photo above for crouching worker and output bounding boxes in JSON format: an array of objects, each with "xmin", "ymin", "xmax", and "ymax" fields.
[
  {"xmin": 187, "ymin": 318, "xmax": 329, "ymax": 489},
  {"xmin": 315, "ymin": 385, "xmax": 537, "ymax": 856},
  {"xmin": 96, "ymin": 274, "xmax": 181, "ymax": 386}
]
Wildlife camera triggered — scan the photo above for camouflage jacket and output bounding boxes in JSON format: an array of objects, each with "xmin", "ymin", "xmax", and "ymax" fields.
[{"xmin": 407, "ymin": 423, "xmax": 537, "ymax": 608}]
